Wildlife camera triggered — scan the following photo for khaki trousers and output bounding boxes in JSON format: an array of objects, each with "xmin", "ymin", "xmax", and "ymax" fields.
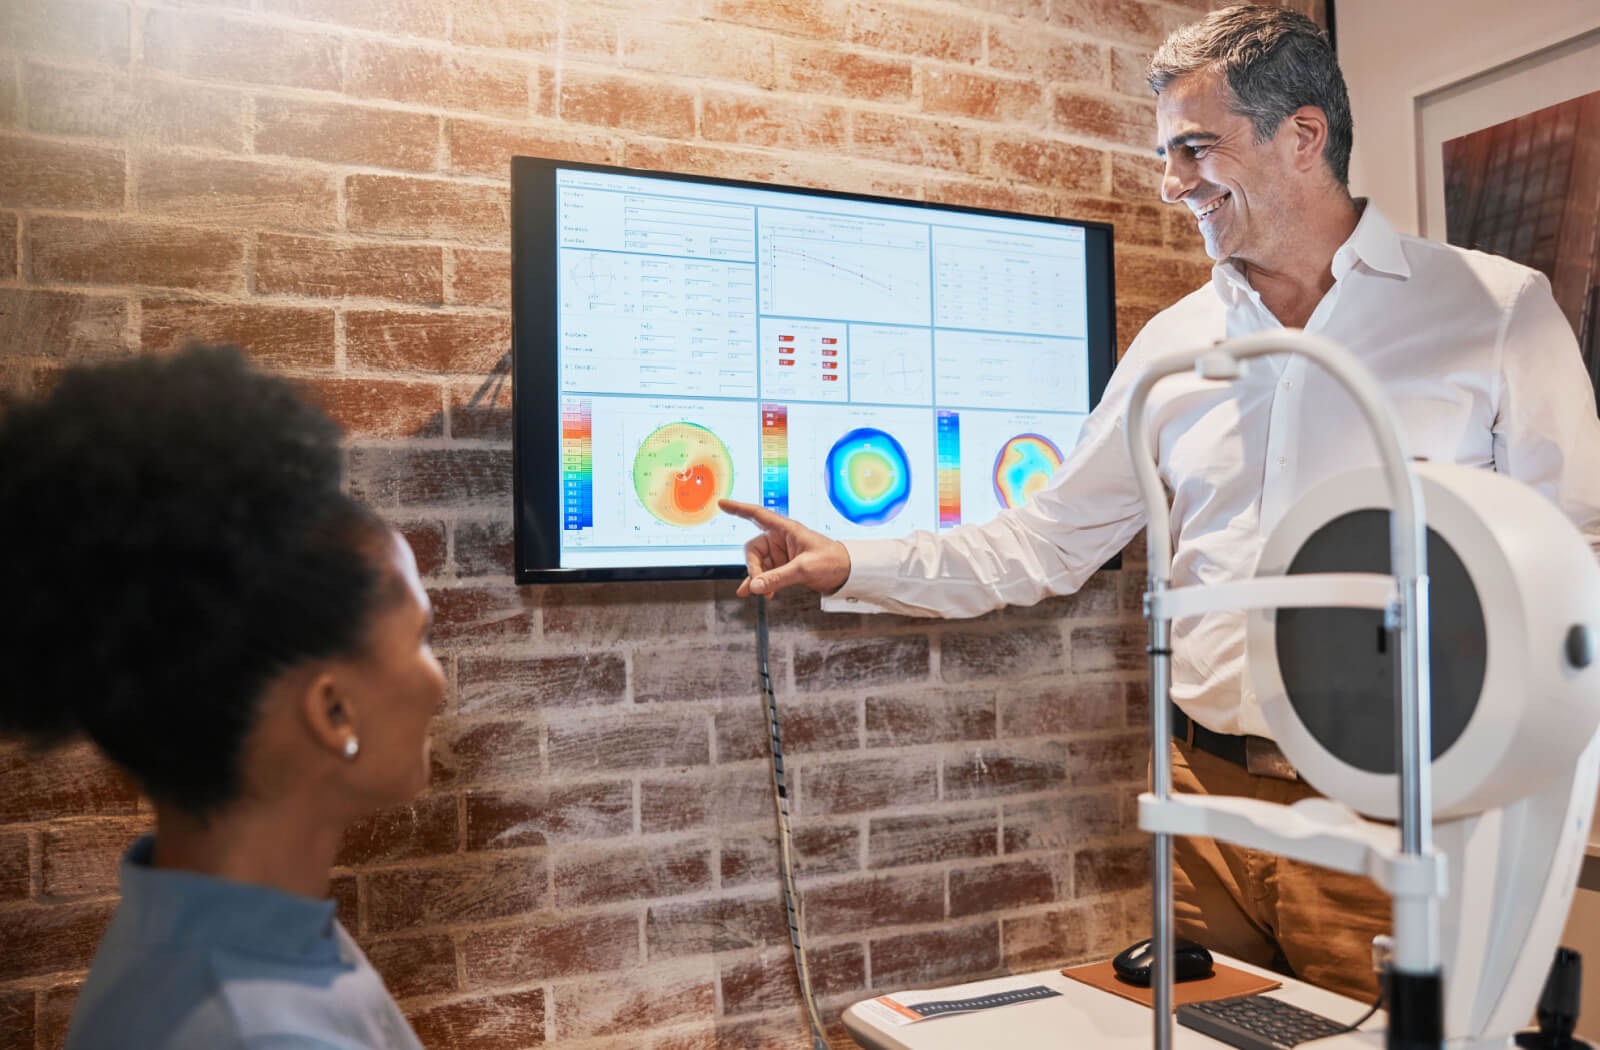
[{"xmin": 1166, "ymin": 739, "xmax": 1389, "ymax": 1004}]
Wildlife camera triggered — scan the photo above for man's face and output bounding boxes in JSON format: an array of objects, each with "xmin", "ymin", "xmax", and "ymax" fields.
[{"xmin": 1156, "ymin": 69, "xmax": 1298, "ymax": 266}]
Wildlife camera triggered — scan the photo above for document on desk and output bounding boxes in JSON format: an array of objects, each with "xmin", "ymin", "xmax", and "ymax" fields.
[{"xmin": 854, "ymin": 985, "xmax": 1063, "ymax": 1026}]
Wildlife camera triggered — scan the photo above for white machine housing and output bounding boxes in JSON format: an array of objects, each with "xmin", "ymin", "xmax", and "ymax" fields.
[
  {"xmin": 1248, "ymin": 462, "xmax": 1600, "ymax": 1045},
  {"xmin": 1251, "ymin": 462, "xmax": 1600, "ymax": 821}
]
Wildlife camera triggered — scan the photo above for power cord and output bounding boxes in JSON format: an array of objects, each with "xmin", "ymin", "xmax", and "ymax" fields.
[
  {"xmin": 757, "ymin": 596, "xmax": 833, "ymax": 1050},
  {"xmin": 1335, "ymin": 989, "xmax": 1384, "ymax": 1033}
]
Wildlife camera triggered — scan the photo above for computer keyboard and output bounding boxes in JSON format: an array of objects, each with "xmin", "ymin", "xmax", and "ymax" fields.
[{"xmin": 1176, "ymin": 994, "xmax": 1351, "ymax": 1050}]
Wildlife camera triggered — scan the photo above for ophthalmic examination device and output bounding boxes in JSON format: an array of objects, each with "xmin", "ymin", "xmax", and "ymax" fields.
[{"xmin": 1129, "ymin": 330, "xmax": 1600, "ymax": 1050}]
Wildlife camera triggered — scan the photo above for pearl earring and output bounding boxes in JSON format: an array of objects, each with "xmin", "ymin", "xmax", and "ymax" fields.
[{"xmin": 342, "ymin": 736, "xmax": 360, "ymax": 760}]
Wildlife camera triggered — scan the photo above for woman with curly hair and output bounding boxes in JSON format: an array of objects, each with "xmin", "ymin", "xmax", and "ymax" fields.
[{"xmin": 0, "ymin": 346, "xmax": 441, "ymax": 1048}]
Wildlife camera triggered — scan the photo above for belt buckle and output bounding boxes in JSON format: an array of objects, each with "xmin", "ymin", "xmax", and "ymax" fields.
[{"xmin": 1244, "ymin": 737, "xmax": 1298, "ymax": 781}]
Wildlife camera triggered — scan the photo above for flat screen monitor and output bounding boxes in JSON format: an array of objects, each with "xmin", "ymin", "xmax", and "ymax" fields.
[{"xmin": 512, "ymin": 157, "xmax": 1117, "ymax": 584}]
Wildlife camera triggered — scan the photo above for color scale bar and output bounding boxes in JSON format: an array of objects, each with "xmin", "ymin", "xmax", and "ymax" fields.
[
  {"xmin": 761, "ymin": 402, "xmax": 789, "ymax": 516},
  {"xmin": 561, "ymin": 398, "xmax": 593, "ymax": 530},
  {"xmin": 936, "ymin": 410, "xmax": 961, "ymax": 527}
]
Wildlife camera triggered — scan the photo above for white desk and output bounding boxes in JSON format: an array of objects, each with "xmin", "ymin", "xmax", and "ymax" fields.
[{"xmin": 843, "ymin": 956, "xmax": 1385, "ymax": 1049}]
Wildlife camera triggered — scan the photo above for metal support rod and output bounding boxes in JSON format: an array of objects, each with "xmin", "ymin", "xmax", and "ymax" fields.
[
  {"xmin": 1124, "ymin": 330, "xmax": 1442, "ymax": 1046},
  {"xmin": 1149, "ymin": 578, "xmax": 1174, "ymax": 1050}
]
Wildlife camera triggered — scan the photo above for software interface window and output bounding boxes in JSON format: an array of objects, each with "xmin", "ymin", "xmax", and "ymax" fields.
[{"xmin": 555, "ymin": 167, "xmax": 1094, "ymax": 570}]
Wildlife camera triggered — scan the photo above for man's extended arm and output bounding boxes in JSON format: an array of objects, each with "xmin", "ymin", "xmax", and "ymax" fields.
[{"xmin": 821, "ymin": 354, "xmax": 1153, "ymax": 619}]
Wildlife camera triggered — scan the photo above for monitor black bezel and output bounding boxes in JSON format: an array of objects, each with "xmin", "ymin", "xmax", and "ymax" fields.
[{"xmin": 511, "ymin": 156, "xmax": 1119, "ymax": 585}]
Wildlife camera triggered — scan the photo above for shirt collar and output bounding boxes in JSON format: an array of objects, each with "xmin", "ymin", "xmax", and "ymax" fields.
[
  {"xmin": 118, "ymin": 834, "xmax": 343, "ymax": 963},
  {"xmin": 1210, "ymin": 198, "xmax": 1411, "ymax": 307},
  {"xmin": 1333, "ymin": 199, "xmax": 1410, "ymax": 280}
]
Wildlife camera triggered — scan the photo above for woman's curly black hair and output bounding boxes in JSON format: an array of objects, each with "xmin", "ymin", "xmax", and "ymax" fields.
[{"xmin": 0, "ymin": 345, "xmax": 390, "ymax": 816}]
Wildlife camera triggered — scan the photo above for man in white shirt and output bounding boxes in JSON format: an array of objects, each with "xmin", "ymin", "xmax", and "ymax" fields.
[{"xmin": 720, "ymin": 4, "xmax": 1600, "ymax": 1002}]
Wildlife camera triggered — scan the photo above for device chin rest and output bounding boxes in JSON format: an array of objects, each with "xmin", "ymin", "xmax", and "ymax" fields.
[{"xmin": 1248, "ymin": 461, "xmax": 1600, "ymax": 820}]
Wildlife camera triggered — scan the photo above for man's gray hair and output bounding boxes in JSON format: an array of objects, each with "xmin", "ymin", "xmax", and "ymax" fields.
[{"xmin": 1148, "ymin": 4, "xmax": 1353, "ymax": 187}]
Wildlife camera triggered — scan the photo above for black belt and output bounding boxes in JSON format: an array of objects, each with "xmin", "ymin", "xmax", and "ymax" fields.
[{"xmin": 1170, "ymin": 703, "xmax": 1296, "ymax": 780}]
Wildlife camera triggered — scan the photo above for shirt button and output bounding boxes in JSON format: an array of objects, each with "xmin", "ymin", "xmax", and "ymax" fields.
[
  {"xmin": 1282, "ymin": 379, "xmax": 1292, "ymax": 389},
  {"xmin": 1277, "ymin": 457, "xmax": 1287, "ymax": 468}
]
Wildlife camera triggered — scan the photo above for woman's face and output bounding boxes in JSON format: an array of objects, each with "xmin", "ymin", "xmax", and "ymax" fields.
[{"xmin": 340, "ymin": 531, "xmax": 444, "ymax": 807}]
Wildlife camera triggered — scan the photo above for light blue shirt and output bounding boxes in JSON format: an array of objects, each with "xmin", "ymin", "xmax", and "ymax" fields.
[{"xmin": 66, "ymin": 835, "xmax": 422, "ymax": 1050}]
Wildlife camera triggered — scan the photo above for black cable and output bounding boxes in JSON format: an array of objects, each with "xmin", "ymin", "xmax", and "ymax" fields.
[
  {"xmin": 1336, "ymin": 988, "xmax": 1385, "ymax": 1033},
  {"xmin": 757, "ymin": 597, "xmax": 832, "ymax": 1050}
]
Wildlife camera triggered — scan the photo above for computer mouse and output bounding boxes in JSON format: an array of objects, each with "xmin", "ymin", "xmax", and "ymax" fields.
[{"xmin": 1111, "ymin": 936, "xmax": 1215, "ymax": 986}]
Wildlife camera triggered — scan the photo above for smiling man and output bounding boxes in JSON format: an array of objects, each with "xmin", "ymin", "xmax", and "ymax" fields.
[{"xmin": 720, "ymin": 4, "xmax": 1600, "ymax": 1002}]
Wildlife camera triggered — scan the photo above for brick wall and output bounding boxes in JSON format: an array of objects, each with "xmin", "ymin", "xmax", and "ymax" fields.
[{"xmin": 0, "ymin": 1, "xmax": 1316, "ymax": 1047}]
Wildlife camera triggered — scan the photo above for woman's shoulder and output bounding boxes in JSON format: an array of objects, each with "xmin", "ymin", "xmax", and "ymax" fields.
[{"xmin": 67, "ymin": 911, "xmax": 418, "ymax": 1050}]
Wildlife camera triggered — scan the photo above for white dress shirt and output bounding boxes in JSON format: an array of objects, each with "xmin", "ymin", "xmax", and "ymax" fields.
[{"xmin": 828, "ymin": 202, "xmax": 1600, "ymax": 738}]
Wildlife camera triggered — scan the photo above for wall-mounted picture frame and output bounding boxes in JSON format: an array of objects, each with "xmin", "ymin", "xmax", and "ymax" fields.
[{"xmin": 1415, "ymin": 27, "xmax": 1600, "ymax": 393}]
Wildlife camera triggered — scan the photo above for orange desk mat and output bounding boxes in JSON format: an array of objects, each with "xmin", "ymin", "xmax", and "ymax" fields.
[{"xmin": 1061, "ymin": 960, "xmax": 1282, "ymax": 1008}]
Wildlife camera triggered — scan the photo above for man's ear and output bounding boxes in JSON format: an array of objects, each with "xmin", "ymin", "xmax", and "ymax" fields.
[
  {"xmin": 300, "ymin": 671, "xmax": 356, "ymax": 758},
  {"xmin": 1285, "ymin": 104, "xmax": 1330, "ymax": 173}
]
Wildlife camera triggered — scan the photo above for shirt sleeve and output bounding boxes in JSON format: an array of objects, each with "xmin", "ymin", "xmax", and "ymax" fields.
[
  {"xmin": 825, "ymin": 340, "xmax": 1152, "ymax": 618},
  {"xmin": 1491, "ymin": 270, "xmax": 1600, "ymax": 556}
]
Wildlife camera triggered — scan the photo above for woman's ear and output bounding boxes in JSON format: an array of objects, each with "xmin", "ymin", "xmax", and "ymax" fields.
[{"xmin": 300, "ymin": 671, "xmax": 360, "ymax": 761}]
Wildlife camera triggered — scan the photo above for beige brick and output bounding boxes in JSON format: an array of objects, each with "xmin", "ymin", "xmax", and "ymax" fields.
[
  {"xmin": 619, "ymin": 19, "xmax": 779, "ymax": 90},
  {"xmin": 871, "ymin": 921, "xmax": 1001, "ymax": 987},
  {"xmin": 346, "ymin": 448, "xmax": 513, "ymax": 510},
  {"xmin": 701, "ymin": 90, "xmax": 847, "ymax": 149},
  {"xmin": 347, "ymin": 174, "xmax": 509, "ymax": 246},
  {"xmin": 923, "ymin": 67, "xmax": 1045, "ymax": 124},
  {"xmin": 364, "ymin": 935, "xmax": 458, "ymax": 1001},
  {"xmin": 142, "ymin": 9, "xmax": 341, "ymax": 90},
  {"xmin": 140, "ymin": 298, "xmax": 335, "ymax": 369},
  {"xmin": 346, "ymin": 39, "xmax": 530, "ymax": 119},
  {"xmin": 335, "ymin": 795, "xmax": 459, "ymax": 867},
  {"xmin": 0, "ymin": 900, "xmax": 117, "ymax": 981},
  {"xmin": 255, "ymin": 98, "xmax": 440, "ymax": 172},
  {"xmin": 257, "ymin": 235, "xmax": 444, "ymax": 304},
  {"xmin": 450, "ymin": 0, "xmax": 561, "ymax": 51},
  {"xmin": 849, "ymin": 2, "xmax": 984, "ymax": 61},
  {"xmin": 23, "ymin": 64, "xmax": 132, "ymax": 139},
  {"xmin": 365, "ymin": 854, "xmax": 548, "ymax": 935},
  {"xmin": 987, "ymin": 22, "xmax": 1105, "ymax": 82},
  {"xmin": 1054, "ymin": 88, "xmax": 1158, "ymax": 149},
  {"xmin": 0, "ymin": 290, "xmax": 130, "ymax": 359},
  {"xmin": 41, "ymin": 818, "xmax": 151, "ymax": 897},
  {"xmin": 0, "ymin": 134, "xmax": 124, "ymax": 211},
  {"xmin": 257, "ymin": 0, "xmax": 447, "ymax": 37},
  {"xmin": 850, "ymin": 111, "xmax": 982, "ymax": 172},
  {"xmin": 706, "ymin": 0, "xmax": 848, "ymax": 39},
  {"xmin": 429, "ymin": 718, "xmax": 542, "ymax": 789},
  {"xmin": 136, "ymin": 155, "xmax": 336, "ymax": 233},
  {"xmin": 0, "ymin": 1, "xmax": 130, "ymax": 68},
  {"xmin": 803, "ymin": 872, "xmax": 943, "ymax": 936},
  {"xmin": 1001, "ymin": 897, "xmax": 1126, "ymax": 970},
  {"xmin": 465, "ymin": 781, "xmax": 633, "ymax": 850},
  {"xmin": 32, "ymin": 212, "xmax": 246, "ymax": 289},
  {"xmin": 549, "ymin": 968, "xmax": 715, "ymax": 1040},
  {"xmin": 777, "ymin": 40, "xmax": 915, "ymax": 102},
  {"xmin": 552, "ymin": 840, "xmax": 712, "ymax": 906},
  {"xmin": 559, "ymin": 71, "xmax": 697, "ymax": 139},
  {"xmin": 446, "ymin": 248, "xmax": 511, "ymax": 309},
  {"xmin": 408, "ymin": 990, "xmax": 544, "ymax": 1048},
  {"xmin": 446, "ymin": 119, "xmax": 616, "ymax": 179},
  {"xmin": 345, "ymin": 309, "xmax": 509, "ymax": 374},
  {"xmin": 462, "ymin": 914, "xmax": 639, "ymax": 986},
  {"xmin": 986, "ymin": 135, "xmax": 1106, "ymax": 193}
]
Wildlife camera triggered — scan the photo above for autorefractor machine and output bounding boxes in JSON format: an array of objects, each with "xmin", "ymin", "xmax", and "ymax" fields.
[{"xmin": 1128, "ymin": 330, "xmax": 1600, "ymax": 1050}]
